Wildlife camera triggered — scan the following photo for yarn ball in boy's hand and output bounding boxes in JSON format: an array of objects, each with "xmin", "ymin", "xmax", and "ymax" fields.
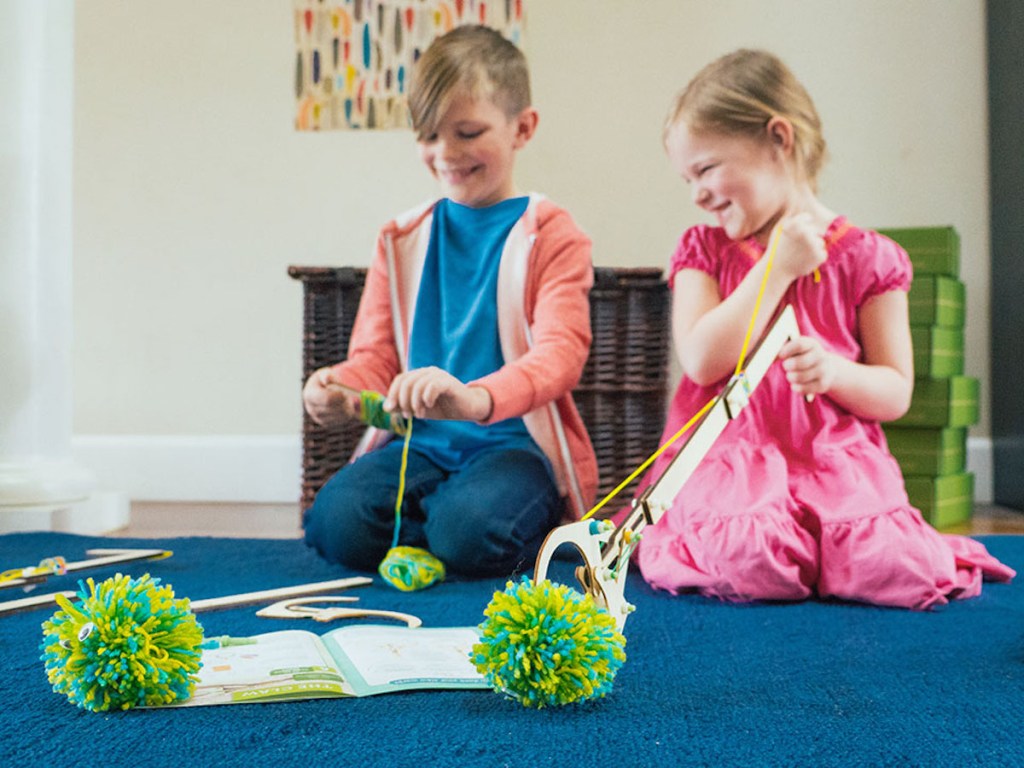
[
  {"xmin": 40, "ymin": 573, "xmax": 204, "ymax": 712},
  {"xmin": 378, "ymin": 546, "xmax": 446, "ymax": 591},
  {"xmin": 472, "ymin": 576, "xmax": 626, "ymax": 708}
]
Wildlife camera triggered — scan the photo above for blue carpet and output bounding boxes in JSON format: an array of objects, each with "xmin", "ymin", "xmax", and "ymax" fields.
[{"xmin": 2, "ymin": 531, "xmax": 1023, "ymax": 767}]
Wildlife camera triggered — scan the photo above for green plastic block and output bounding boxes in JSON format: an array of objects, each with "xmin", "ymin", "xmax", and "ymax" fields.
[
  {"xmin": 893, "ymin": 376, "xmax": 979, "ymax": 428},
  {"xmin": 911, "ymin": 327, "xmax": 964, "ymax": 378},
  {"xmin": 884, "ymin": 426, "xmax": 966, "ymax": 476},
  {"xmin": 878, "ymin": 226, "xmax": 960, "ymax": 277},
  {"xmin": 908, "ymin": 275, "xmax": 965, "ymax": 328},
  {"xmin": 904, "ymin": 472, "xmax": 974, "ymax": 530}
]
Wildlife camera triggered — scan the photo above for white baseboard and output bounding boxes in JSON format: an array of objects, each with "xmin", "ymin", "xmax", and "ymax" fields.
[
  {"xmin": 72, "ymin": 434, "xmax": 302, "ymax": 503},
  {"xmin": 71, "ymin": 433, "xmax": 994, "ymax": 506},
  {"xmin": 967, "ymin": 436, "xmax": 993, "ymax": 504},
  {"xmin": 0, "ymin": 491, "xmax": 130, "ymax": 535}
]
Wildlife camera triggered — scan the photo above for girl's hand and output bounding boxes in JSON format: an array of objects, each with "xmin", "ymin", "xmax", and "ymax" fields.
[
  {"xmin": 302, "ymin": 367, "xmax": 361, "ymax": 427},
  {"xmin": 779, "ymin": 335, "xmax": 837, "ymax": 397},
  {"xmin": 384, "ymin": 367, "xmax": 493, "ymax": 422},
  {"xmin": 775, "ymin": 212, "xmax": 827, "ymax": 280}
]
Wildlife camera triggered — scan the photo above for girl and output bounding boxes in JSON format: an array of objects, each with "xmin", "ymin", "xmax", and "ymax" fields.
[{"xmin": 637, "ymin": 49, "xmax": 1014, "ymax": 609}]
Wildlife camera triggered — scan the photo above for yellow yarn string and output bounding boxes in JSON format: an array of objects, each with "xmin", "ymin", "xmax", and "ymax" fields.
[
  {"xmin": 581, "ymin": 396, "xmax": 716, "ymax": 521},
  {"xmin": 734, "ymin": 223, "xmax": 783, "ymax": 376},
  {"xmin": 391, "ymin": 419, "xmax": 413, "ymax": 549},
  {"xmin": 378, "ymin": 421, "xmax": 447, "ymax": 591},
  {"xmin": 581, "ymin": 223, "xmax": 788, "ymax": 522},
  {"xmin": 352, "ymin": 389, "xmax": 423, "ymax": 567}
]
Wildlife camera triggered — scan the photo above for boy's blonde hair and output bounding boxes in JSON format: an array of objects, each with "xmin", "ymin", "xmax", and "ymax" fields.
[
  {"xmin": 408, "ymin": 24, "xmax": 530, "ymax": 140},
  {"xmin": 665, "ymin": 49, "xmax": 827, "ymax": 185}
]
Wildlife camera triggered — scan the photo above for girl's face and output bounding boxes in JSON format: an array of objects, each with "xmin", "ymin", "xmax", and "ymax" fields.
[
  {"xmin": 416, "ymin": 91, "xmax": 536, "ymax": 209},
  {"xmin": 666, "ymin": 121, "xmax": 792, "ymax": 244}
]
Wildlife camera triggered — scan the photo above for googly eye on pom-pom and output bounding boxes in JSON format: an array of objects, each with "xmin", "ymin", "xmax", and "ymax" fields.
[
  {"xmin": 471, "ymin": 576, "xmax": 626, "ymax": 709},
  {"xmin": 40, "ymin": 573, "xmax": 204, "ymax": 712}
]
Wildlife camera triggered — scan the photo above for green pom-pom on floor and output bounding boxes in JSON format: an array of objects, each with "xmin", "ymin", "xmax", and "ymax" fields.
[
  {"xmin": 40, "ymin": 573, "xmax": 204, "ymax": 712},
  {"xmin": 472, "ymin": 576, "xmax": 626, "ymax": 708}
]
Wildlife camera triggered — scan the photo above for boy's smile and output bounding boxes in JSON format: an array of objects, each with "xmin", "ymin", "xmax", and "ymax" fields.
[{"xmin": 417, "ymin": 92, "xmax": 537, "ymax": 209}]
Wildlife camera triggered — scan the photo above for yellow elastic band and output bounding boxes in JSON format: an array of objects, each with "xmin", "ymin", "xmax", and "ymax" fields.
[
  {"xmin": 390, "ymin": 419, "xmax": 414, "ymax": 548},
  {"xmin": 582, "ymin": 224, "xmax": 787, "ymax": 520},
  {"xmin": 582, "ymin": 396, "xmax": 717, "ymax": 520},
  {"xmin": 580, "ymin": 222, "xmax": 822, "ymax": 522},
  {"xmin": 734, "ymin": 224, "xmax": 783, "ymax": 377}
]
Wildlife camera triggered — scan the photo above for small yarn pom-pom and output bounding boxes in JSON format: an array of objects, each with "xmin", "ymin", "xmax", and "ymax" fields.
[
  {"xmin": 359, "ymin": 390, "xmax": 408, "ymax": 435},
  {"xmin": 40, "ymin": 573, "xmax": 204, "ymax": 712},
  {"xmin": 378, "ymin": 546, "xmax": 446, "ymax": 591},
  {"xmin": 472, "ymin": 576, "xmax": 626, "ymax": 708}
]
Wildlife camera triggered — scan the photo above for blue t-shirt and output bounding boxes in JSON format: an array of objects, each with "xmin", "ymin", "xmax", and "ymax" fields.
[{"xmin": 407, "ymin": 196, "xmax": 544, "ymax": 471}]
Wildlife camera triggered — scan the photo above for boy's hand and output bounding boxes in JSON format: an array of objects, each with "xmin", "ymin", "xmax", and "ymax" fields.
[
  {"xmin": 302, "ymin": 367, "xmax": 361, "ymax": 427},
  {"xmin": 779, "ymin": 335, "xmax": 836, "ymax": 397},
  {"xmin": 385, "ymin": 367, "xmax": 493, "ymax": 422},
  {"xmin": 776, "ymin": 212, "xmax": 827, "ymax": 280}
]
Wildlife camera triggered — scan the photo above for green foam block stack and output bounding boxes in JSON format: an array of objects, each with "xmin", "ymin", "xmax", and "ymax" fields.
[{"xmin": 879, "ymin": 226, "xmax": 977, "ymax": 530}]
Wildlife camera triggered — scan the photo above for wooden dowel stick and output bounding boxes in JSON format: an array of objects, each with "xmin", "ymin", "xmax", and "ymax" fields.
[
  {"xmin": 0, "ymin": 576, "xmax": 373, "ymax": 618},
  {"xmin": 188, "ymin": 577, "xmax": 372, "ymax": 612}
]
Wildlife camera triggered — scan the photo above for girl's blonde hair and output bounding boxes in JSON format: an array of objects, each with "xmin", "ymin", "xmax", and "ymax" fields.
[
  {"xmin": 665, "ymin": 49, "xmax": 827, "ymax": 185},
  {"xmin": 408, "ymin": 25, "xmax": 530, "ymax": 140}
]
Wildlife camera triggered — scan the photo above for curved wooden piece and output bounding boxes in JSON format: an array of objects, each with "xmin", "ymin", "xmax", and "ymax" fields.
[
  {"xmin": 533, "ymin": 519, "xmax": 634, "ymax": 629},
  {"xmin": 256, "ymin": 596, "xmax": 422, "ymax": 627}
]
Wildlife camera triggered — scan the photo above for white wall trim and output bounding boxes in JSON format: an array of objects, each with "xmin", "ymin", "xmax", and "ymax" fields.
[
  {"xmin": 71, "ymin": 433, "xmax": 994, "ymax": 506},
  {"xmin": 967, "ymin": 436, "xmax": 993, "ymax": 504},
  {"xmin": 72, "ymin": 434, "xmax": 302, "ymax": 503}
]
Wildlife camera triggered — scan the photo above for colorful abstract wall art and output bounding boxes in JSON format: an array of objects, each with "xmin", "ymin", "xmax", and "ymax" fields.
[{"xmin": 294, "ymin": 0, "xmax": 525, "ymax": 131}]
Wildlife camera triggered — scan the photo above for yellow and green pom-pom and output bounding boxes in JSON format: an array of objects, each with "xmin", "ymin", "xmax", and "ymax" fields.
[
  {"xmin": 378, "ymin": 546, "xmax": 446, "ymax": 591},
  {"xmin": 472, "ymin": 576, "xmax": 626, "ymax": 708},
  {"xmin": 40, "ymin": 573, "xmax": 204, "ymax": 712}
]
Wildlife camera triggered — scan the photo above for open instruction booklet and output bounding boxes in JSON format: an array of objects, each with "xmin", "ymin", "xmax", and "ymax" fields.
[{"xmin": 174, "ymin": 625, "xmax": 488, "ymax": 706}]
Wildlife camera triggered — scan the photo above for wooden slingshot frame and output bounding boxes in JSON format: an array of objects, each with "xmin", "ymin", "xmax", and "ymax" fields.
[{"xmin": 533, "ymin": 305, "xmax": 802, "ymax": 629}]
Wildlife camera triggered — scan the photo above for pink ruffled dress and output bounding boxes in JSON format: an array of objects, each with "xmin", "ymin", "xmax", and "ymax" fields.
[{"xmin": 635, "ymin": 218, "xmax": 1015, "ymax": 609}]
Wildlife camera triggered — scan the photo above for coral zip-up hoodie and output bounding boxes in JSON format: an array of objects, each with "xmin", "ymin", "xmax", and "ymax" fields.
[{"xmin": 330, "ymin": 194, "xmax": 598, "ymax": 519}]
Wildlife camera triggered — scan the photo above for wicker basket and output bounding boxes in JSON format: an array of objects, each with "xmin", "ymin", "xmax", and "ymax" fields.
[
  {"xmin": 289, "ymin": 265, "xmax": 670, "ymax": 513},
  {"xmin": 287, "ymin": 266, "xmax": 369, "ymax": 511},
  {"xmin": 575, "ymin": 268, "xmax": 671, "ymax": 504}
]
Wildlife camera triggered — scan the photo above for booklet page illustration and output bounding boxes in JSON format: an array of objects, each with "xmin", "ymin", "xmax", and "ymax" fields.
[{"xmin": 177, "ymin": 625, "xmax": 487, "ymax": 706}]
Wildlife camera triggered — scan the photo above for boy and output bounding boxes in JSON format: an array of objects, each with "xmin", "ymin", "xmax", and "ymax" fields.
[{"xmin": 302, "ymin": 25, "xmax": 597, "ymax": 577}]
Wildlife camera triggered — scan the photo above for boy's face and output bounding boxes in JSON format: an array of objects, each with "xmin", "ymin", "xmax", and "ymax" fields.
[{"xmin": 417, "ymin": 91, "xmax": 537, "ymax": 208}]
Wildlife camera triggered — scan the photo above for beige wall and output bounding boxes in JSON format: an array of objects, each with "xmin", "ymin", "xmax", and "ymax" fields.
[{"xmin": 72, "ymin": 1, "xmax": 991, "ymax": 446}]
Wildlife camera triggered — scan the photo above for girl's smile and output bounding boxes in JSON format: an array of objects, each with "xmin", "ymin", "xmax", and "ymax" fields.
[{"xmin": 665, "ymin": 121, "xmax": 791, "ymax": 245}]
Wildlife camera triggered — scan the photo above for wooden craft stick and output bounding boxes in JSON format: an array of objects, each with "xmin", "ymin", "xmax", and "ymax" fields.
[
  {"xmin": 0, "ymin": 590, "xmax": 77, "ymax": 616},
  {"xmin": 324, "ymin": 380, "xmax": 362, "ymax": 398},
  {"xmin": 0, "ymin": 576, "xmax": 373, "ymax": 618},
  {"xmin": 188, "ymin": 577, "xmax": 373, "ymax": 612},
  {"xmin": 0, "ymin": 548, "xmax": 172, "ymax": 591}
]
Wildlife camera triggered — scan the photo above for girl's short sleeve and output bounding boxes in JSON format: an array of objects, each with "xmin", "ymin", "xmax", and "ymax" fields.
[
  {"xmin": 853, "ymin": 231, "xmax": 913, "ymax": 305},
  {"xmin": 668, "ymin": 226, "xmax": 721, "ymax": 289}
]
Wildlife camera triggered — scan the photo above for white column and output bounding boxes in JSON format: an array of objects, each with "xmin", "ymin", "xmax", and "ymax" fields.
[{"xmin": 0, "ymin": 0, "xmax": 127, "ymax": 533}]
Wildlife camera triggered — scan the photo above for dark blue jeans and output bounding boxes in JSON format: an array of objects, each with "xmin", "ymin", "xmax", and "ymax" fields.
[{"xmin": 303, "ymin": 441, "xmax": 562, "ymax": 577}]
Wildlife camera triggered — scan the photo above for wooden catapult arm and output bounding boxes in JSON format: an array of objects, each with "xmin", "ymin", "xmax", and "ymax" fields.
[{"xmin": 533, "ymin": 305, "xmax": 802, "ymax": 629}]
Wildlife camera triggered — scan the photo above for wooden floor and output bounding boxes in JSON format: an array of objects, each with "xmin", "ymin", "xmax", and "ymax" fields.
[
  {"xmin": 110, "ymin": 502, "xmax": 303, "ymax": 539},
  {"xmin": 109, "ymin": 501, "xmax": 1024, "ymax": 539}
]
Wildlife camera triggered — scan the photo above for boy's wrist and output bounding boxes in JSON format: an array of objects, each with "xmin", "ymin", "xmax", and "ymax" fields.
[{"xmin": 469, "ymin": 385, "xmax": 494, "ymax": 422}]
